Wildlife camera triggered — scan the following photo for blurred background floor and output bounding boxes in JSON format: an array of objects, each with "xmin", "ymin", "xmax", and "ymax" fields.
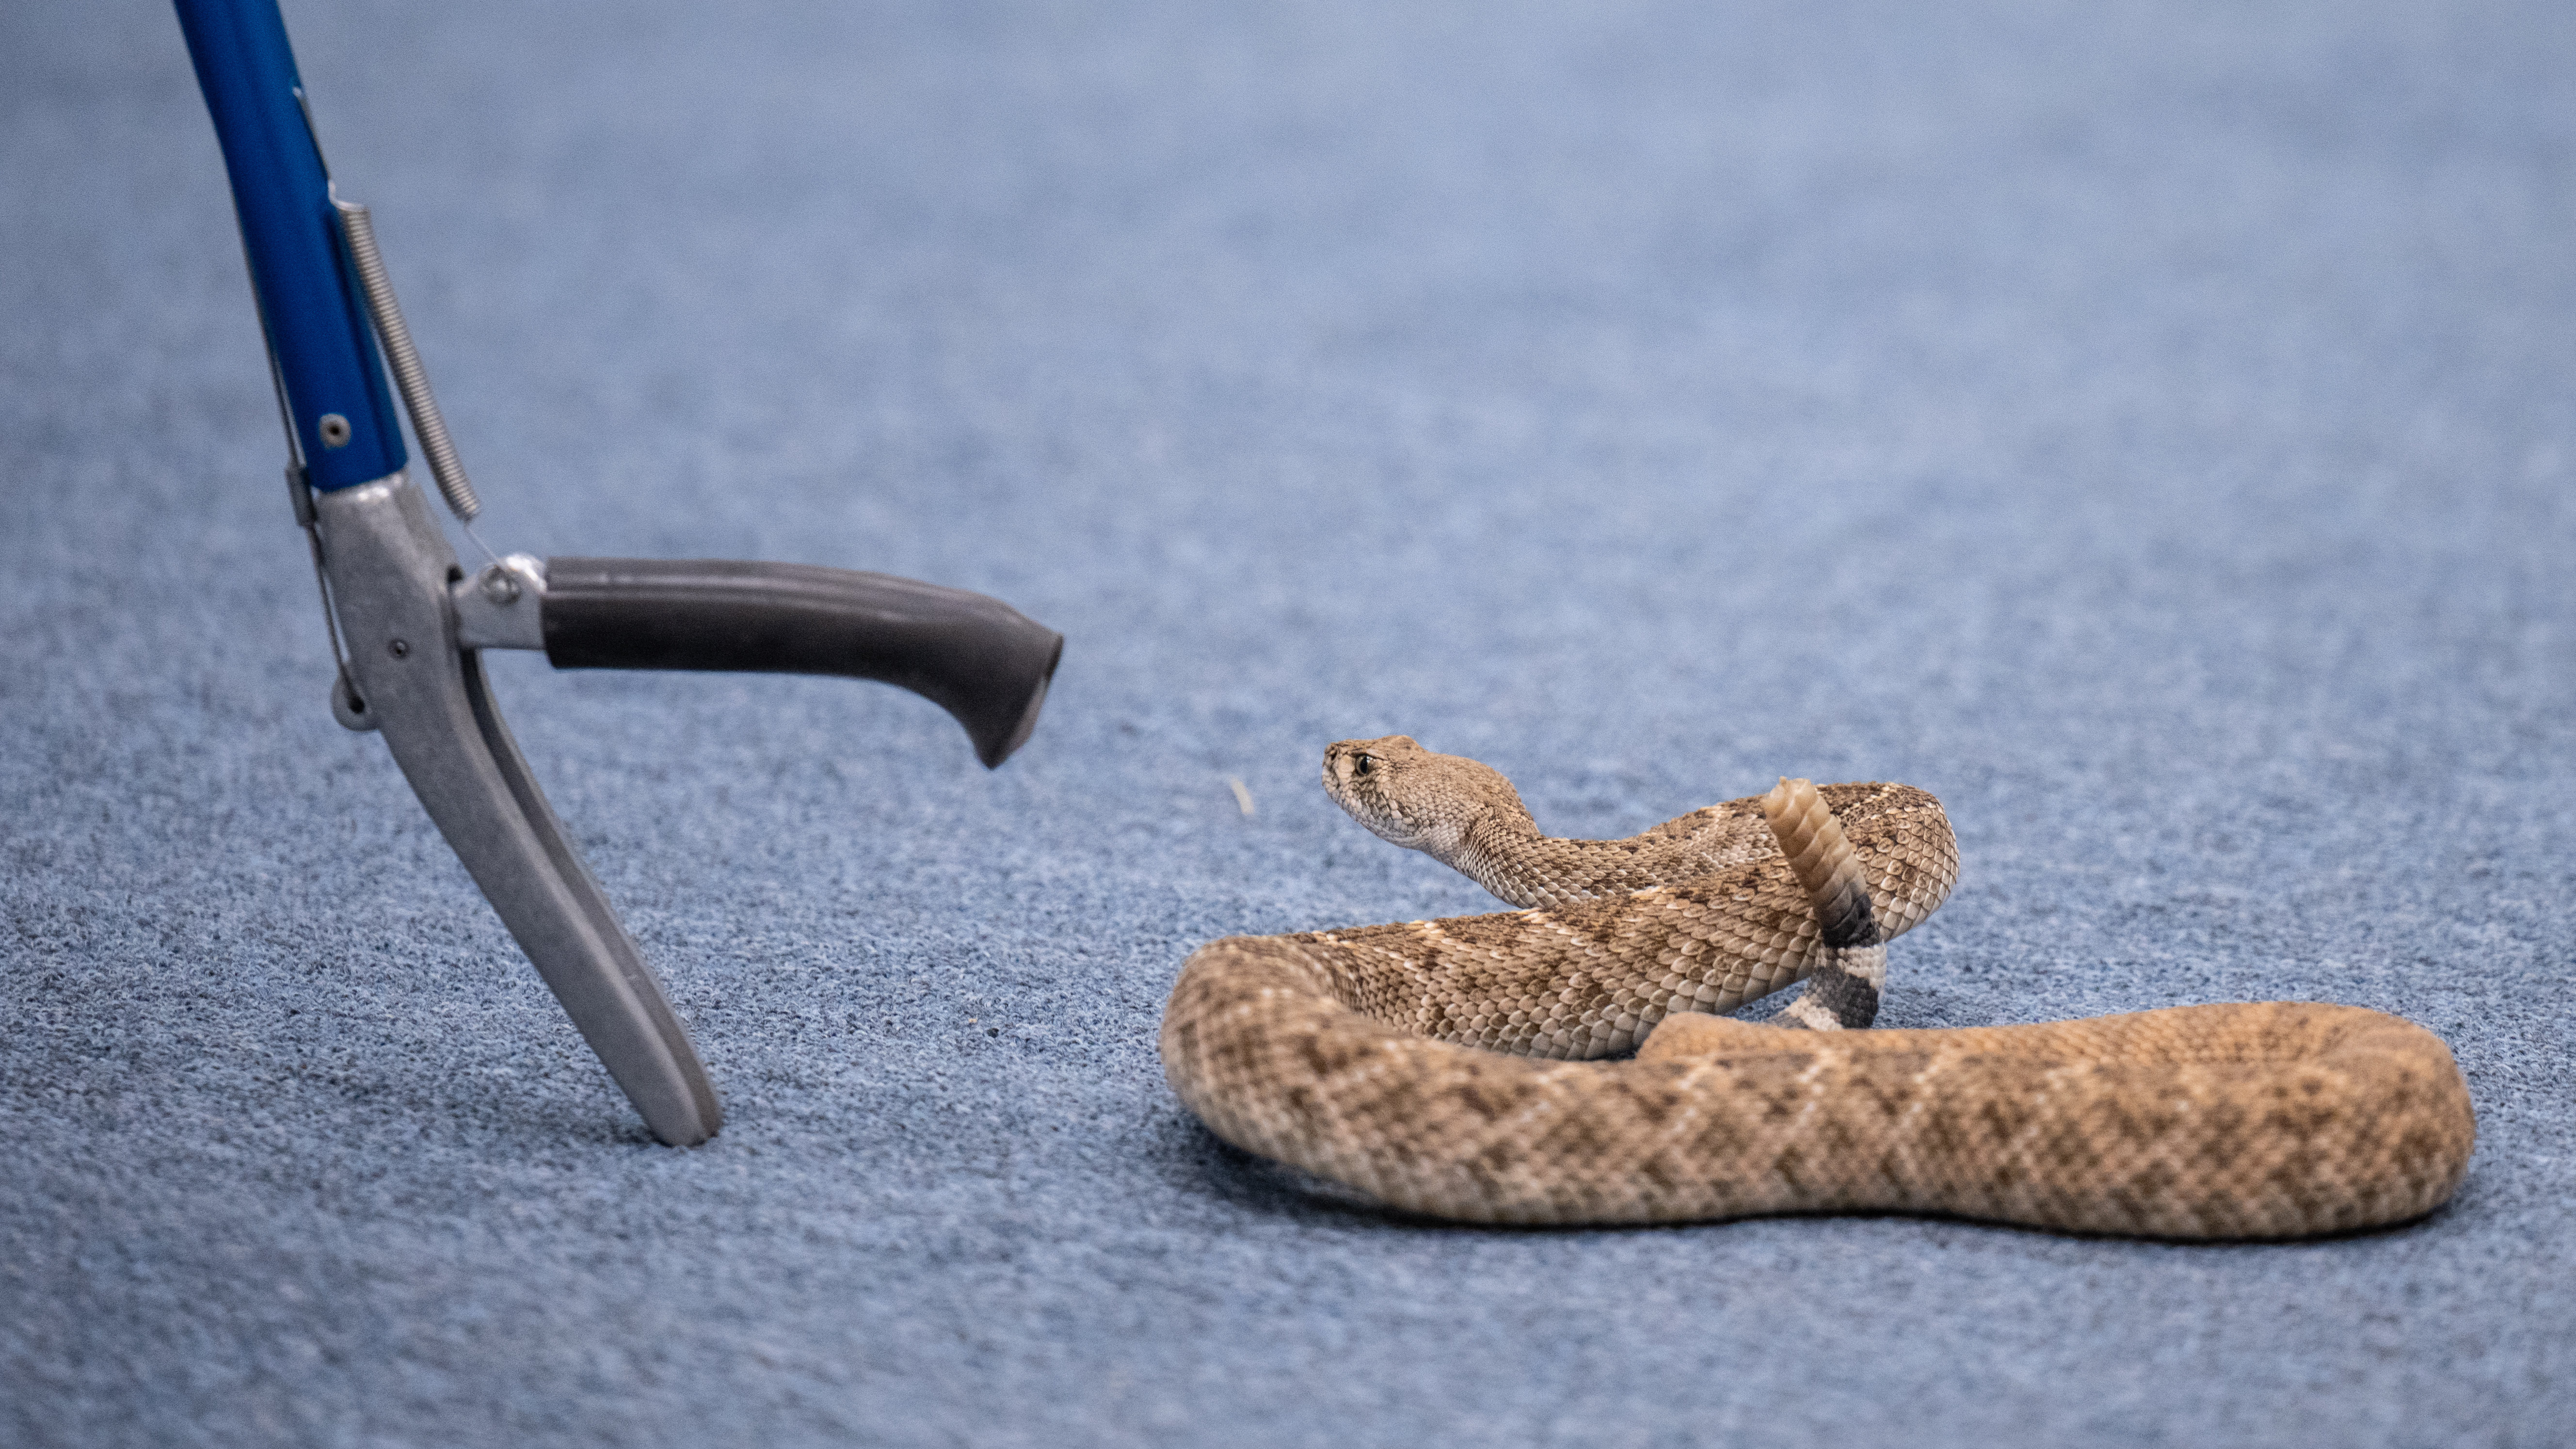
[{"xmin": 3, "ymin": 1, "xmax": 2571, "ymax": 1444}]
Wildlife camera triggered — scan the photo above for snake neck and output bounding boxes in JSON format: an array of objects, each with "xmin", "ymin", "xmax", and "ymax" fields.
[
  {"xmin": 1323, "ymin": 737, "xmax": 1792, "ymax": 910},
  {"xmin": 1428, "ymin": 801, "xmax": 1780, "ymax": 910}
]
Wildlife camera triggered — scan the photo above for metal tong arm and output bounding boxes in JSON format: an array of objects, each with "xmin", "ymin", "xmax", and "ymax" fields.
[{"xmin": 321, "ymin": 478, "xmax": 722, "ymax": 1145}]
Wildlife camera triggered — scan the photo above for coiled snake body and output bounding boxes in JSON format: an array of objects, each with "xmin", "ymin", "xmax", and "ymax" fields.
[{"xmin": 1158, "ymin": 737, "xmax": 2475, "ymax": 1237}]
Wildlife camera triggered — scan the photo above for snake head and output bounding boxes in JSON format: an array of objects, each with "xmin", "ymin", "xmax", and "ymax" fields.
[{"xmin": 1322, "ymin": 735, "xmax": 1531, "ymax": 860}]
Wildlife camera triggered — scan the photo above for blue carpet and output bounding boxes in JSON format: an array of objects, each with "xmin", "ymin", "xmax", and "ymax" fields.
[{"xmin": 5, "ymin": 1, "xmax": 2573, "ymax": 1444}]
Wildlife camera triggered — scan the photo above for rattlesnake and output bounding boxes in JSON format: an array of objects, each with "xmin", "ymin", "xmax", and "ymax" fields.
[{"xmin": 1158, "ymin": 736, "xmax": 2476, "ymax": 1237}]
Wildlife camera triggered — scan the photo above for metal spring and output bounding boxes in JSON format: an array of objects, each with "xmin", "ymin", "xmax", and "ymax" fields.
[{"xmin": 333, "ymin": 195, "xmax": 480, "ymax": 523}]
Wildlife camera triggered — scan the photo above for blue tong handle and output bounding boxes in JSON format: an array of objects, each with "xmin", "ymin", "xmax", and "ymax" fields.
[{"xmin": 173, "ymin": 0, "xmax": 405, "ymax": 491}]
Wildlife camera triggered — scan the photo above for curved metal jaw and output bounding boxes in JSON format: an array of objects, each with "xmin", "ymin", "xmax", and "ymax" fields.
[{"xmin": 317, "ymin": 475, "xmax": 722, "ymax": 1145}]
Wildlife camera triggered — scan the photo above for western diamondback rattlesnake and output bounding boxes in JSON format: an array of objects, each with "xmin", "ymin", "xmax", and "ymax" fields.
[{"xmin": 1157, "ymin": 736, "xmax": 2476, "ymax": 1237}]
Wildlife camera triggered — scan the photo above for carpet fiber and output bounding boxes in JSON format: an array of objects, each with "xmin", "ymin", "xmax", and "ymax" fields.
[{"xmin": 4, "ymin": 1, "xmax": 2572, "ymax": 1444}]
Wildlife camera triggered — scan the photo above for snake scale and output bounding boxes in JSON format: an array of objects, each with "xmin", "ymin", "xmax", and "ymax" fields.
[{"xmin": 1159, "ymin": 736, "xmax": 2476, "ymax": 1237}]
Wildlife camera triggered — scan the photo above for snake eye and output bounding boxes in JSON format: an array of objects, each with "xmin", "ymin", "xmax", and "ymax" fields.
[{"xmin": 1352, "ymin": 754, "xmax": 1374, "ymax": 777}]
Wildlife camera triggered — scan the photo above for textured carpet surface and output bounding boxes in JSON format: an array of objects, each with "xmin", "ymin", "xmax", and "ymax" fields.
[{"xmin": 4, "ymin": 1, "xmax": 2573, "ymax": 1445}]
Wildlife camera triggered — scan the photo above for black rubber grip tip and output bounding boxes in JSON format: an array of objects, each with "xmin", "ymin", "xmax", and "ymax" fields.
[{"xmin": 540, "ymin": 558, "xmax": 1063, "ymax": 768}]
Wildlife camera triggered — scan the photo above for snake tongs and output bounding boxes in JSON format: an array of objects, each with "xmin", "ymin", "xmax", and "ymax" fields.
[{"xmin": 178, "ymin": 0, "xmax": 1062, "ymax": 1146}]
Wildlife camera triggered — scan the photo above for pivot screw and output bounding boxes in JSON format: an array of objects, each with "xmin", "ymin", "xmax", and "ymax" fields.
[
  {"xmin": 317, "ymin": 413, "xmax": 352, "ymax": 449},
  {"xmin": 387, "ymin": 638, "xmax": 411, "ymax": 658}
]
